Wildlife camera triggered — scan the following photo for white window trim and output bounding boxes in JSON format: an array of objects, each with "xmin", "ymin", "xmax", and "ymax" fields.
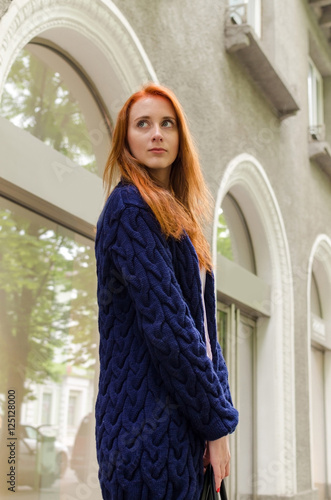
[
  {"xmin": 247, "ymin": 0, "xmax": 261, "ymax": 38},
  {"xmin": 308, "ymin": 58, "xmax": 324, "ymax": 134}
]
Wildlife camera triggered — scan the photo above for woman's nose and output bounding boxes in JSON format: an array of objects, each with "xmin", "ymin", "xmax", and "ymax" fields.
[{"xmin": 152, "ymin": 126, "xmax": 163, "ymax": 141}]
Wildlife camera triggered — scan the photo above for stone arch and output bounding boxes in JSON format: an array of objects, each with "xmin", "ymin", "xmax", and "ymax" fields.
[{"xmin": 0, "ymin": 0, "xmax": 157, "ymax": 108}]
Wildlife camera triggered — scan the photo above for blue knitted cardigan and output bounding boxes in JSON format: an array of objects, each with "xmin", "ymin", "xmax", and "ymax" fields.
[{"xmin": 95, "ymin": 180, "xmax": 238, "ymax": 500}]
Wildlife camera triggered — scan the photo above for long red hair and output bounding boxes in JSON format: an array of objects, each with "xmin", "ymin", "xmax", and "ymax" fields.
[{"xmin": 103, "ymin": 83, "xmax": 213, "ymax": 271}]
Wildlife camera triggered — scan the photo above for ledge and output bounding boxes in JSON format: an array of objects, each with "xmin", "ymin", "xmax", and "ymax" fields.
[
  {"xmin": 309, "ymin": 139, "xmax": 331, "ymax": 177},
  {"xmin": 225, "ymin": 24, "xmax": 300, "ymax": 119},
  {"xmin": 0, "ymin": 116, "xmax": 103, "ymax": 235},
  {"xmin": 216, "ymin": 254, "xmax": 271, "ymax": 317}
]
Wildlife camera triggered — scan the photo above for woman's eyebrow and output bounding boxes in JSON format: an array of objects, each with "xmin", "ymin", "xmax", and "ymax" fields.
[
  {"xmin": 133, "ymin": 115, "xmax": 176, "ymax": 122},
  {"xmin": 133, "ymin": 115, "xmax": 150, "ymax": 121}
]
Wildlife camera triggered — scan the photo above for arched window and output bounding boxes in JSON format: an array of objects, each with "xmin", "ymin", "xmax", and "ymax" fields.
[
  {"xmin": 217, "ymin": 191, "xmax": 258, "ymax": 498},
  {"xmin": 0, "ymin": 41, "xmax": 112, "ymax": 177},
  {"xmin": 214, "ymin": 155, "xmax": 295, "ymax": 499}
]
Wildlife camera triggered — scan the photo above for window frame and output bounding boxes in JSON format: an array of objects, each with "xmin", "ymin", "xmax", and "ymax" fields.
[
  {"xmin": 247, "ymin": 0, "xmax": 261, "ymax": 38},
  {"xmin": 308, "ymin": 58, "xmax": 324, "ymax": 135},
  {"xmin": 310, "ymin": 344, "xmax": 330, "ymax": 497},
  {"xmin": 217, "ymin": 303, "xmax": 258, "ymax": 500},
  {"xmin": 228, "ymin": 0, "xmax": 262, "ymax": 38}
]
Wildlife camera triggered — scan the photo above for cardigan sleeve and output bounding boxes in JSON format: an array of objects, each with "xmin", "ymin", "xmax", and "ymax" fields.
[{"xmin": 108, "ymin": 204, "xmax": 238, "ymax": 441}]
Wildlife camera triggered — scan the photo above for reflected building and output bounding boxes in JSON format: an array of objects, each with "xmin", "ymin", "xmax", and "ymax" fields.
[{"xmin": 0, "ymin": 1, "xmax": 331, "ymax": 500}]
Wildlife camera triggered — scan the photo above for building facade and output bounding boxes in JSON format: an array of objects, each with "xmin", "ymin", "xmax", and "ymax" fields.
[{"xmin": 0, "ymin": 1, "xmax": 330, "ymax": 499}]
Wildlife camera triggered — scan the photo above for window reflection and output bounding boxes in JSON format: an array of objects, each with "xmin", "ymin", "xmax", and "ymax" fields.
[
  {"xmin": 0, "ymin": 198, "xmax": 101, "ymax": 499},
  {"xmin": 217, "ymin": 208, "xmax": 234, "ymax": 260},
  {"xmin": 217, "ymin": 193, "xmax": 256, "ymax": 274},
  {"xmin": 0, "ymin": 42, "xmax": 111, "ymax": 176}
]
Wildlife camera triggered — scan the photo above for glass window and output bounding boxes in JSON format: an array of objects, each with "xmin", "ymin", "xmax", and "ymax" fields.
[
  {"xmin": 228, "ymin": 0, "xmax": 262, "ymax": 37},
  {"xmin": 217, "ymin": 207, "xmax": 234, "ymax": 261},
  {"xmin": 0, "ymin": 197, "xmax": 101, "ymax": 499},
  {"xmin": 0, "ymin": 42, "xmax": 111, "ymax": 176},
  {"xmin": 310, "ymin": 263, "xmax": 329, "ymax": 500},
  {"xmin": 217, "ymin": 193, "xmax": 256, "ymax": 273},
  {"xmin": 308, "ymin": 59, "xmax": 324, "ymax": 138},
  {"xmin": 237, "ymin": 316, "xmax": 256, "ymax": 498},
  {"xmin": 217, "ymin": 304, "xmax": 257, "ymax": 499}
]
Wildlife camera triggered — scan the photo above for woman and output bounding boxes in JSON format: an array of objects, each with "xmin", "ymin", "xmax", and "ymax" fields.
[{"xmin": 95, "ymin": 83, "xmax": 238, "ymax": 500}]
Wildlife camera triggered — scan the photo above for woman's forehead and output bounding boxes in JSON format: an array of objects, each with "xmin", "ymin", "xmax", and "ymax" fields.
[{"xmin": 129, "ymin": 95, "xmax": 176, "ymax": 119}]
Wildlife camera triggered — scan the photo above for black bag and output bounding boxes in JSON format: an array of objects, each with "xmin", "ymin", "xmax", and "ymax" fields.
[
  {"xmin": 200, "ymin": 465, "xmax": 228, "ymax": 500},
  {"xmin": 220, "ymin": 481, "xmax": 228, "ymax": 500}
]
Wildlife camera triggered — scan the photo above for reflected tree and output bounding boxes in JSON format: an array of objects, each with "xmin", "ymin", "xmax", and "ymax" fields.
[
  {"xmin": 0, "ymin": 205, "xmax": 97, "ymax": 438},
  {"xmin": 0, "ymin": 45, "xmax": 99, "ymax": 496},
  {"xmin": 217, "ymin": 211, "xmax": 233, "ymax": 260},
  {"xmin": 0, "ymin": 46, "xmax": 97, "ymax": 173}
]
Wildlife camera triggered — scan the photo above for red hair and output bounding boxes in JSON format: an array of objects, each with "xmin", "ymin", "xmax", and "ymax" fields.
[{"xmin": 103, "ymin": 83, "xmax": 213, "ymax": 271}]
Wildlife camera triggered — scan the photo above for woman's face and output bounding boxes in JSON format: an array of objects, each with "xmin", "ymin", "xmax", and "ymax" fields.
[{"xmin": 127, "ymin": 95, "xmax": 179, "ymax": 188}]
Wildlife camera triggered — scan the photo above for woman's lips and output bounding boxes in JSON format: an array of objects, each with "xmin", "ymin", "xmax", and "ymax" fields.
[{"xmin": 149, "ymin": 148, "xmax": 166, "ymax": 153}]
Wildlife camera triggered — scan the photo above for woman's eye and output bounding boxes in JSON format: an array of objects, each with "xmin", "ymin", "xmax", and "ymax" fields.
[
  {"xmin": 162, "ymin": 120, "xmax": 174, "ymax": 128},
  {"xmin": 137, "ymin": 120, "xmax": 148, "ymax": 128}
]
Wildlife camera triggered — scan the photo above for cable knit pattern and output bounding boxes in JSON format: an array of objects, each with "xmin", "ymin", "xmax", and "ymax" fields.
[{"xmin": 95, "ymin": 180, "xmax": 238, "ymax": 500}]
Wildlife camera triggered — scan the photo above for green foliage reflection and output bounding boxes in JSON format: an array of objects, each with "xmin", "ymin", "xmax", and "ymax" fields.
[
  {"xmin": 217, "ymin": 210, "xmax": 233, "ymax": 260},
  {"xmin": 0, "ymin": 47, "xmax": 97, "ymax": 172},
  {"xmin": 0, "ymin": 202, "xmax": 97, "ymax": 423}
]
